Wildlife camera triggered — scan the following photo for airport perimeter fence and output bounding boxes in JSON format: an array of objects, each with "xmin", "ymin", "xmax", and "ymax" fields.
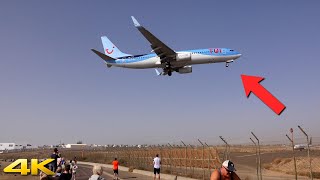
[
  {"xmin": 46, "ymin": 145, "xmax": 320, "ymax": 179},
  {"xmin": 0, "ymin": 146, "xmax": 251, "ymax": 180},
  {"xmin": 62, "ymin": 146, "xmax": 222, "ymax": 179},
  {"xmin": 58, "ymin": 144, "xmax": 320, "ymax": 179},
  {"xmin": 0, "ymin": 146, "xmax": 221, "ymax": 179},
  {"xmin": 1, "ymin": 140, "xmax": 320, "ymax": 179}
]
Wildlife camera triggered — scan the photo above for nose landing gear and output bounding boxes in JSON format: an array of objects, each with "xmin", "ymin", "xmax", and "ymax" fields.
[{"xmin": 225, "ymin": 59, "xmax": 234, "ymax": 67}]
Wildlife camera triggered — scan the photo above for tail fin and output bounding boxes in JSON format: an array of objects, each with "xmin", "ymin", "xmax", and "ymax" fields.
[{"xmin": 101, "ymin": 36, "xmax": 131, "ymax": 58}]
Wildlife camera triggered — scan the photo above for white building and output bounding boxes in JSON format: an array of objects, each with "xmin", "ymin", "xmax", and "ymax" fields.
[
  {"xmin": 0, "ymin": 143, "xmax": 33, "ymax": 151},
  {"xmin": 0, "ymin": 143, "xmax": 15, "ymax": 150},
  {"xmin": 64, "ymin": 144, "xmax": 87, "ymax": 149}
]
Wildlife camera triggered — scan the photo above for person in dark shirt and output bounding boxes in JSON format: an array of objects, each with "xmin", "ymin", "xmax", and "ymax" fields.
[
  {"xmin": 49, "ymin": 148, "xmax": 60, "ymax": 173},
  {"xmin": 59, "ymin": 164, "xmax": 72, "ymax": 180}
]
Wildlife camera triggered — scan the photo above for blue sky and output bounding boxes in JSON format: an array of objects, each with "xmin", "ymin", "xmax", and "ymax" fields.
[{"xmin": 0, "ymin": 1, "xmax": 319, "ymax": 146}]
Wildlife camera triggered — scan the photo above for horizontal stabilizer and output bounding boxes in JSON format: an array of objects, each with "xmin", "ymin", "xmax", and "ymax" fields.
[{"xmin": 91, "ymin": 49, "xmax": 115, "ymax": 61}]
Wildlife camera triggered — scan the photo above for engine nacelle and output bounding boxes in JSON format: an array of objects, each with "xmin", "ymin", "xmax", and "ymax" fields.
[
  {"xmin": 178, "ymin": 66, "xmax": 192, "ymax": 74},
  {"xmin": 176, "ymin": 52, "xmax": 191, "ymax": 61}
]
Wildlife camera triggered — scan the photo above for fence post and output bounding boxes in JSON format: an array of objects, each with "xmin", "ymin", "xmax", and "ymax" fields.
[
  {"xmin": 286, "ymin": 128, "xmax": 297, "ymax": 180},
  {"xmin": 198, "ymin": 139, "xmax": 205, "ymax": 180},
  {"xmin": 181, "ymin": 141, "xmax": 187, "ymax": 177},
  {"xmin": 298, "ymin": 125, "xmax": 313, "ymax": 180},
  {"xmin": 139, "ymin": 148, "xmax": 142, "ymax": 169},
  {"xmin": 136, "ymin": 149, "xmax": 139, "ymax": 169},
  {"xmin": 189, "ymin": 144, "xmax": 195, "ymax": 178},
  {"xmin": 168, "ymin": 143, "xmax": 173, "ymax": 175},
  {"xmin": 219, "ymin": 136, "xmax": 230, "ymax": 160},
  {"xmin": 250, "ymin": 137, "xmax": 259, "ymax": 180},
  {"xmin": 157, "ymin": 144, "xmax": 163, "ymax": 173},
  {"xmin": 205, "ymin": 143, "xmax": 212, "ymax": 178},
  {"xmin": 128, "ymin": 148, "xmax": 131, "ymax": 168},
  {"xmin": 143, "ymin": 146, "xmax": 146, "ymax": 170},
  {"xmin": 178, "ymin": 145, "xmax": 182, "ymax": 176},
  {"xmin": 251, "ymin": 132, "xmax": 262, "ymax": 180}
]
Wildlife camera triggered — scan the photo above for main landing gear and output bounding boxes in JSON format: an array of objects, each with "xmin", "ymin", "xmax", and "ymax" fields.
[
  {"xmin": 155, "ymin": 62, "xmax": 173, "ymax": 76},
  {"xmin": 165, "ymin": 62, "xmax": 172, "ymax": 76}
]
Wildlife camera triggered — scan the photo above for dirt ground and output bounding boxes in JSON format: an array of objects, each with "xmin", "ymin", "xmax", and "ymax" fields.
[{"xmin": 231, "ymin": 150, "xmax": 320, "ymax": 179}]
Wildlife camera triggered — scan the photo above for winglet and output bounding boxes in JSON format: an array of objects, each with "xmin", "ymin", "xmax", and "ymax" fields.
[
  {"xmin": 131, "ymin": 16, "xmax": 141, "ymax": 27},
  {"xmin": 155, "ymin": 69, "xmax": 161, "ymax": 76}
]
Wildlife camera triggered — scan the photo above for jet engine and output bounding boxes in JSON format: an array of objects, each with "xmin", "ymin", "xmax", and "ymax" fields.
[
  {"xmin": 177, "ymin": 66, "xmax": 192, "ymax": 74},
  {"xmin": 176, "ymin": 52, "xmax": 191, "ymax": 61}
]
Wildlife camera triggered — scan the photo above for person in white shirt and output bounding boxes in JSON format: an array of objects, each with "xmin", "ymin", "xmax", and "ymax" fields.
[
  {"xmin": 153, "ymin": 154, "xmax": 161, "ymax": 180},
  {"xmin": 71, "ymin": 160, "xmax": 78, "ymax": 180},
  {"xmin": 88, "ymin": 165, "xmax": 105, "ymax": 180}
]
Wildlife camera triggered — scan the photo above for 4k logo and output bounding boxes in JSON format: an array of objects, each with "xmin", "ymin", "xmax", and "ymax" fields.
[{"xmin": 3, "ymin": 159, "xmax": 55, "ymax": 175}]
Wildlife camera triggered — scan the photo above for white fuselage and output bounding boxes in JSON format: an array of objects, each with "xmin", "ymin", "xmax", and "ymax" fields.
[{"xmin": 107, "ymin": 52, "xmax": 241, "ymax": 69}]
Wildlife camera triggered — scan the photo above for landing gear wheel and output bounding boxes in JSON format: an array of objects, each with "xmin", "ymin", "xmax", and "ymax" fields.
[
  {"xmin": 225, "ymin": 63, "xmax": 229, "ymax": 67},
  {"xmin": 165, "ymin": 62, "xmax": 171, "ymax": 68},
  {"xmin": 168, "ymin": 71, "xmax": 172, "ymax": 76}
]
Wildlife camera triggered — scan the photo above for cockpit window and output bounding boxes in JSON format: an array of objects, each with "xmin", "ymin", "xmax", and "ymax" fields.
[{"xmin": 230, "ymin": 49, "xmax": 234, "ymax": 51}]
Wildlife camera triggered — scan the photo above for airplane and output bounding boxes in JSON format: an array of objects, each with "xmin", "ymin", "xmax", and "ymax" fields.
[
  {"xmin": 91, "ymin": 16, "xmax": 242, "ymax": 76},
  {"xmin": 294, "ymin": 137, "xmax": 312, "ymax": 151}
]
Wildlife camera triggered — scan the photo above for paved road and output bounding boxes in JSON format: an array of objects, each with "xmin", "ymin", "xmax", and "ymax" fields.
[{"xmin": 78, "ymin": 164, "xmax": 151, "ymax": 180}]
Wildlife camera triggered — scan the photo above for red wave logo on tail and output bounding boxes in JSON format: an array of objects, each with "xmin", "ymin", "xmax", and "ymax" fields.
[{"xmin": 106, "ymin": 46, "xmax": 114, "ymax": 54}]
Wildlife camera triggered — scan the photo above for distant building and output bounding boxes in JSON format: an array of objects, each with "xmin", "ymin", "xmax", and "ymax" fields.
[
  {"xmin": 0, "ymin": 143, "xmax": 33, "ymax": 151},
  {"xmin": 0, "ymin": 143, "xmax": 15, "ymax": 150},
  {"xmin": 65, "ymin": 144, "xmax": 87, "ymax": 149}
]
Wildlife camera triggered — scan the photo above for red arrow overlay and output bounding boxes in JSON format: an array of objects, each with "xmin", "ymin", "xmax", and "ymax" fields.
[{"xmin": 241, "ymin": 74, "xmax": 286, "ymax": 115}]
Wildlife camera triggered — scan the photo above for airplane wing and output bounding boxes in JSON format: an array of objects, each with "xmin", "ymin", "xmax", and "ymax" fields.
[{"xmin": 131, "ymin": 16, "xmax": 176, "ymax": 63}]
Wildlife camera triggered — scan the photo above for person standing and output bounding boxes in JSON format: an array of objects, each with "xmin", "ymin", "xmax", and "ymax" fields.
[
  {"xmin": 49, "ymin": 148, "xmax": 60, "ymax": 173},
  {"xmin": 60, "ymin": 157, "xmax": 66, "ymax": 170},
  {"xmin": 88, "ymin": 165, "xmax": 105, "ymax": 180},
  {"xmin": 73, "ymin": 156, "xmax": 77, "ymax": 164},
  {"xmin": 112, "ymin": 158, "xmax": 119, "ymax": 180},
  {"xmin": 71, "ymin": 160, "xmax": 78, "ymax": 180},
  {"xmin": 153, "ymin": 154, "xmax": 161, "ymax": 180},
  {"xmin": 59, "ymin": 164, "xmax": 72, "ymax": 180}
]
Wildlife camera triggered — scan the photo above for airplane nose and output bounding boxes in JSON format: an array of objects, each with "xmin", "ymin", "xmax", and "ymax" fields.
[{"xmin": 235, "ymin": 54, "xmax": 242, "ymax": 59}]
